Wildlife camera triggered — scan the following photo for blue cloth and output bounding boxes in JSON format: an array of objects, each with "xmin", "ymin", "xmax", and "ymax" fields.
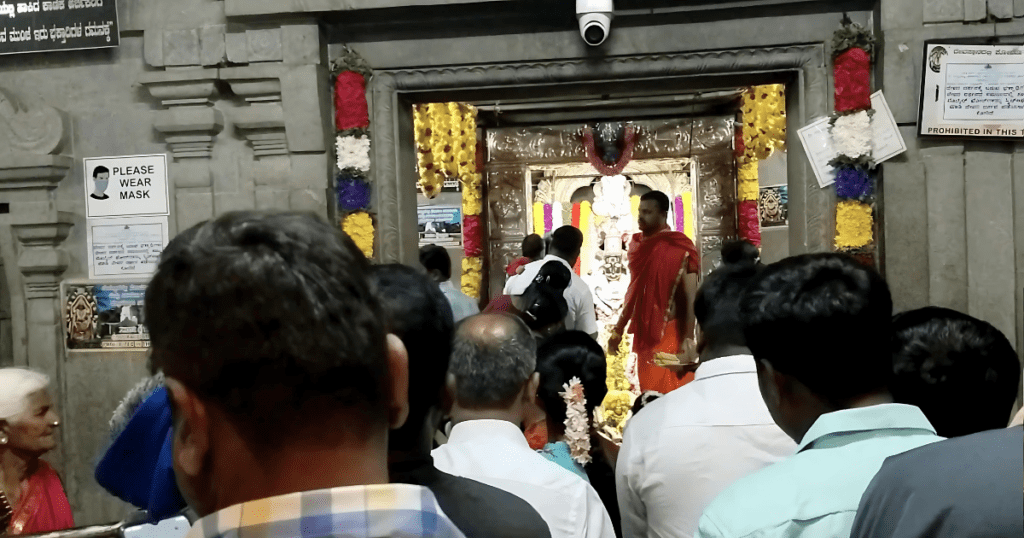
[
  {"xmin": 694, "ymin": 404, "xmax": 942, "ymax": 538},
  {"xmin": 538, "ymin": 441, "xmax": 590, "ymax": 482},
  {"xmin": 95, "ymin": 387, "xmax": 187, "ymax": 522}
]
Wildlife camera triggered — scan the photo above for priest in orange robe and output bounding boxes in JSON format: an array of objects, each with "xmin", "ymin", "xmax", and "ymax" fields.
[{"xmin": 608, "ymin": 191, "xmax": 699, "ymax": 394}]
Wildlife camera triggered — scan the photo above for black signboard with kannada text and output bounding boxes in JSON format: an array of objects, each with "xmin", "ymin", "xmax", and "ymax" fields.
[{"xmin": 0, "ymin": 0, "xmax": 118, "ymax": 56}]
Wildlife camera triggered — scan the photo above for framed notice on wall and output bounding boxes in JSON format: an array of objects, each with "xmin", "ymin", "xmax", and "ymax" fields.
[
  {"xmin": 919, "ymin": 43, "xmax": 1024, "ymax": 139},
  {"xmin": 0, "ymin": 0, "xmax": 119, "ymax": 56},
  {"xmin": 63, "ymin": 280, "xmax": 148, "ymax": 351}
]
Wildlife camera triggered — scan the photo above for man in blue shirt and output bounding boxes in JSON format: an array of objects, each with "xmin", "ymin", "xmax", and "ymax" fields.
[{"xmin": 694, "ymin": 253, "xmax": 943, "ymax": 538}]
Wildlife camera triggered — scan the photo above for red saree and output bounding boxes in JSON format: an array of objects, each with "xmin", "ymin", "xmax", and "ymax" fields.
[
  {"xmin": 7, "ymin": 460, "xmax": 74, "ymax": 535},
  {"xmin": 622, "ymin": 228, "xmax": 699, "ymax": 394}
]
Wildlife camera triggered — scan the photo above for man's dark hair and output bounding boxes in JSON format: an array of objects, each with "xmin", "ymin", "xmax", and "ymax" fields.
[
  {"xmin": 93, "ymin": 166, "xmax": 110, "ymax": 178},
  {"xmin": 890, "ymin": 307, "xmax": 1021, "ymax": 437},
  {"xmin": 694, "ymin": 240, "xmax": 761, "ymax": 347},
  {"xmin": 522, "ymin": 234, "xmax": 544, "ymax": 259},
  {"xmin": 146, "ymin": 211, "xmax": 388, "ymax": 449},
  {"xmin": 550, "ymin": 226, "xmax": 584, "ymax": 257},
  {"xmin": 419, "ymin": 244, "xmax": 452, "ymax": 280},
  {"xmin": 640, "ymin": 190, "xmax": 670, "ymax": 213},
  {"xmin": 369, "ymin": 264, "xmax": 454, "ymax": 447},
  {"xmin": 450, "ymin": 315, "xmax": 537, "ymax": 407},
  {"xmin": 741, "ymin": 253, "xmax": 893, "ymax": 404},
  {"xmin": 536, "ymin": 331, "xmax": 607, "ymax": 426}
]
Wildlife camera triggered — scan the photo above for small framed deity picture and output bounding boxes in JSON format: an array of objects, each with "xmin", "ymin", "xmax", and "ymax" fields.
[
  {"xmin": 919, "ymin": 42, "xmax": 1024, "ymax": 139},
  {"xmin": 62, "ymin": 280, "xmax": 150, "ymax": 352},
  {"xmin": 758, "ymin": 186, "xmax": 788, "ymax": 228}
]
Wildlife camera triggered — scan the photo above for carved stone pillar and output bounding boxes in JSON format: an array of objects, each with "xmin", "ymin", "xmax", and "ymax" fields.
[
  {"xmin": 0, "ymin": 151, "xmax": 74, "ymax": 476},
  {"xmin": 139, "ymin": 68, "xmax": 224, "ymax": 232},
  {"xmin": 221, "ymin": 62, "xmax": 331, "ymax": 215},
  {"xmin": 12, "ymin": 211, "xmax": 74, "ymax": 406}
]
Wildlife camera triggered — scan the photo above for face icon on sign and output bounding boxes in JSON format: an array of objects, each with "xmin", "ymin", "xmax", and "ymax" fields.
[{"xmin": 90, "ymin": 166, "xmax": 110, "ymax": 200}]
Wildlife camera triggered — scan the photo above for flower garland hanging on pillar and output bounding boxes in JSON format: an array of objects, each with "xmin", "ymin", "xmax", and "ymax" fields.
[
  {"xmin": 829, "ymin": 22, "xmax": 877, "ymax": 256},
  {"xmin": 332, "ymin": 47, "xmax": 375, "ymax": 258},
  {"xmin": 458, "ymin": 104, "xmax": 484, "ymax": 299},
  {"xmin": 737, "ymin": 84, "xmax": 786, "ymax": 248},
  {"xmin": 413, "ymin": 102, "xmax": 484, "ymax": 296}
]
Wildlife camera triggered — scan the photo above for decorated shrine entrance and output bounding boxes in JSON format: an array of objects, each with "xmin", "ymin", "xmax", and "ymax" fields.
[{"xmin": 412, "ymin": 88, "xmax": 788, "ymax": 310}]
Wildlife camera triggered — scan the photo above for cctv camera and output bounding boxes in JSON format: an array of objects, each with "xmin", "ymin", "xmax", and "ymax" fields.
[{"xmin": 577, "ymin": 0, "xmax": 613, "ymax": 47}]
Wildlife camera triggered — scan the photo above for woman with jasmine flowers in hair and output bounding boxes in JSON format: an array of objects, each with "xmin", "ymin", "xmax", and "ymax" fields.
[
  {"xmin": 0, "ymin": 368, "xmax": 73, "ymax": 535},
  {"xmin": 534, "ymin": 332, "xmax": 621, "ymax": 537}
]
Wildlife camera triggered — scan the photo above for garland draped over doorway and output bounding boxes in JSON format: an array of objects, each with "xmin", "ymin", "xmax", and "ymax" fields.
[
  {"xmin": 737, "ymin": 84, "xmax": 787, "ymax": 248},
  {"xmin": 413, "ymin": 103, "xmax": 484, "ymax": 298}
]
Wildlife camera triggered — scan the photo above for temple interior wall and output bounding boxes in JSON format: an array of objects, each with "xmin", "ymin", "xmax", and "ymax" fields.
[
  {"xmin": 0, "ymin": 0, "xmax": 1019, "ymax": 526},
  {"xmin": 878, "ymin": 0, "xmax": 1024, "ymax": 414}
]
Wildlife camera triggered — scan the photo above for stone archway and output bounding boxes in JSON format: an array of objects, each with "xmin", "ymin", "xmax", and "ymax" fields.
[{"xmin": 369, "ymin": 44, "xmax": 833, "ymax": 265}]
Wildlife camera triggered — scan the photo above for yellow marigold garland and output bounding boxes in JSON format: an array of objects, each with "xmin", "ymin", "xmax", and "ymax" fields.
[
  {"xmin": 413, "ymin": 105, "xmax": 442, "ymax": 198},
  {"xmin": 738, "ymin": 161, "xmax": 760, "ymax": 201},
  {"xmin": 682, "ymin": 191, "xmax": 695, "ymax": 240},
  {"xmin": 461, "ymin": 257, "xmax": 483, "ymax": 298},
  {"xmin": 342, "ymin": 211, "xmax": 374, "ymax": 259},
  {"xmin": 579, "ymin": 201, "xmax": 593, "ymax": 276},
  {"xmin": 835, "ymin": 200, "xmax": 874, "ymax": 250},
  {"xmin": 429, "ymin": 104, "xmax": 450, "ymax": 180},
  {"xmin": 458, "ymin": 105, "xmax": 482, "ymax": 216},
  {"xmin": 445, "ymin": 102, "xmax": 461, "ymax": 178},
  {"xmin": 742, "ymin": 84, "xmax": 786, "ymax": 163},
  {"xmin": 598, "ymin": 332, "xmax": 636, "ymax": 437},
  {"xmin": 533, "ymin": 202, "xmax": 545, "ymax": 236},
  {"xmin": 457, "ymin": 104, "xmax": 477, "ymax": 178}
]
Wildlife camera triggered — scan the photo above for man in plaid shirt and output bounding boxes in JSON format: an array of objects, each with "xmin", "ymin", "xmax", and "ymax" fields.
[{"xmin": 144, "ymin": 211, "xmax": 466, "ymax": 538}]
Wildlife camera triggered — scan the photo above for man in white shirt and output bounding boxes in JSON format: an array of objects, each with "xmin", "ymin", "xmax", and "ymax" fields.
[
  {"xmin": 616, "ymin": 241, "xmax": 795, "ymax": 538},
  {"xmin": 421, "ymin": 244, "xmax": 479, "ymax": 323},
  {"xmin": 433, "ymin": 313, "xmax": 615, "ymax": 538},
  {"xmin": 505, "ymin": 226, "xmax": 598, "ymax": 339}
]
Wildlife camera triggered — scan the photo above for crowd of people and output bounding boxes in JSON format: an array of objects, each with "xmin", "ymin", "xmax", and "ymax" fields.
[{"xmin": 0, "ymin": 194, "xmax": 1020, "ymax": 538}]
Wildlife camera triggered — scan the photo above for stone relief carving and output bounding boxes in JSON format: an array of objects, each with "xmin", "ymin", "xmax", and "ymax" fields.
[
  {"xmin": 0, "ymin": 86, "xmax": 68, "ymax": 156},
  {"xmin": 486, "ymin": 166, "xmax": 528, "ymax": 239},
  {"xmin": 486, "ymin": 118, "xmax": 734, "ymax": 166}
]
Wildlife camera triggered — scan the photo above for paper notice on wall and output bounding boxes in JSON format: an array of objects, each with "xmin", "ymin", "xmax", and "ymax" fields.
[
  {"xmin": 84, "ymin": 154, "xmax": 170, "ymax": 219},
  {"xmin": 871, "ymin": 91, "xmax": 907, "ymax": 163},
  {"xmin": 86, "ymin": 216, "xmax": 168, "ymax": 278},
  {"xmin": 798, "ymin": 91, "xmax": 907, "ymax": 189},
  {"xmin": 919, "ymin": 43, "xmax": 1024, "ymax": 138},
  {"xmin": 797, "ymin": 116, "xmax": 836, "ymax": 189}
]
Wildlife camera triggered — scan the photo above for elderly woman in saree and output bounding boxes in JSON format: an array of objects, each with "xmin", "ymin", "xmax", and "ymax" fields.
[{"xmin": 0, "ymin": 368, "xmax": 73, "ymax": 535}]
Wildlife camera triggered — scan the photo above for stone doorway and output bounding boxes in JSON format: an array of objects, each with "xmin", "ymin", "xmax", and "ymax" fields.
[{"xmin": 369, "ymin": 44, "xmax": 832, "ymax": 266}]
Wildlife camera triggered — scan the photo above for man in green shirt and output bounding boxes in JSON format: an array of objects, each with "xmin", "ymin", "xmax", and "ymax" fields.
[{"xmin": 694, "ymin": 254, "xmax": 943, "ymax": 538}]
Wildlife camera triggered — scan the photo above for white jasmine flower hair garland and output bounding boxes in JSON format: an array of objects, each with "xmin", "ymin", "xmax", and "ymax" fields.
[{"xmin": 560, "ymin": 376, "xmax": 592, "ymax": 465}]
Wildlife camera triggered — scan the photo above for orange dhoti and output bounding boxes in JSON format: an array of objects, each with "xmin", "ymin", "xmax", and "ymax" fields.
[{"xmin": 635, "ymin": 322, "xmax": 694, "ymax": 394}]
